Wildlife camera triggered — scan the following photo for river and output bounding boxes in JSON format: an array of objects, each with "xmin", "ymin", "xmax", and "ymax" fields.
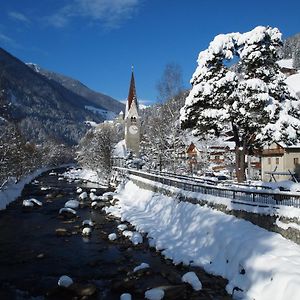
[{"xmin": 0, "ymin": 168, "xmax": 231, "ymax": 299}]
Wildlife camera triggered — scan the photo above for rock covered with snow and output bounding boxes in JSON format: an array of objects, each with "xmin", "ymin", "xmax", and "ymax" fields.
[
  {"xmin": 22, "ymin": 198, "xmax": 42, "ymax": 207},
  {"xmin": 181, "ymin": 272, "xmax": 202, "ymax": 291},
  {"xmin": 144, "ymin": 288, "xmax": 164, "ymax": 300},
  {"xmin": 82, "ymin": 227, "xmax": 92, "ymax": 236},
  {"xmin": 82, "ymin": 219, "xmax": 94, "ymax": 227},
  {"xmin": 133, "ymin": 262, "xmax": 149, "ymax": 272},
  {"xmin": 76, "ymin": 188, "xmax": 83, "ymax": 194},
  {"xmin": 79, "ymin": 192, "xmax": 88, "ymax": 200},
  {"xmin": 120, "ymin": 293, "xmax": 132, "ymax": 300},
  {"xmin": 58, "ymin": 275, "xmax": 73, "ymax": 287},
  {"xmin": 122, "ymin": 230, "xmax": 143, "ymax": 245},
  {"xmin": 108, "ymin": 233, "xmax": 117, "ymax": 241},
  {"xmin": 59, "ymin": 207, "xmax": 77, "ymax": 217},
  {"xmin": 64, "ymin": 200, "xmax": 79, "ymax": 209},
  {"xmin": 117, "ymin": 224, "xmax": 128, "ymax": 231}
]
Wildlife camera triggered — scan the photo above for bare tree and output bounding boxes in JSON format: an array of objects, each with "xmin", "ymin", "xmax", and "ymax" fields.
[
  {"xmin": 156, "ymin": 63, "xmax": 184, "ymax": 102},
  {"xmin": 77, "ymin": 122, "xmax": 117, "ymax": 181}
]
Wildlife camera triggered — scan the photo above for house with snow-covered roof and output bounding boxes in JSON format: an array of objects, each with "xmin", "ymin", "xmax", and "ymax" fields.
[{"xmin": 261, "ymin": 142, "xmax": 300, "ymax": 181}]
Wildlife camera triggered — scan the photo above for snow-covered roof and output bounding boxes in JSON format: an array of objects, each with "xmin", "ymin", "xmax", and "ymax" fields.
[
  {"xmin": 277, "ymin": 59, "xmax": 294, "ymax": 69},
  {"xmin": 285, "ymin": 72, "xmax": 300, "ymax": 94},
  {"xmin": 278, "ymin": 142, "xmax": 300, "ymax": 149}
]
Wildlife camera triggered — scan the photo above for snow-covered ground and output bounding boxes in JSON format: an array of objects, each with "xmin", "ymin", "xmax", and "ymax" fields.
[
  {"xmin": 84, "ymin": 105, "xmax": 116, "ymax": 120},
  {"xmin": 62, "ymin": 168, "xmax": 107, "ymax": 187},
  {"xmin": 106, "ymin": 180, "xmax": 300, "ymax": 300},
  {"xmin": 0, "ymin": 168, "xmax": 48, "ymax": 210}
]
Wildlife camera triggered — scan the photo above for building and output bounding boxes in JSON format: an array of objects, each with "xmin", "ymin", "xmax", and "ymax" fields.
[
  {"xmin": 261, "ymin": 142, "xmax": 300, "ymax": 181},
  {"xmin": 124, "ymin": 68, "xmax": 141, "ymax": 156}
]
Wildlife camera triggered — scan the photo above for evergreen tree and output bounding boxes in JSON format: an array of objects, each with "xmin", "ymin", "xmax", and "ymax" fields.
[{"xmin": 181, "ymin": 26, "xmax": 300, "ymax": 182}]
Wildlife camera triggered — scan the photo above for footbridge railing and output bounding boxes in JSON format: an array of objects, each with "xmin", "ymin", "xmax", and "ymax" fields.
[{"xmin": 113, "ymin": 167, "xmax": 300, "ymax": 208}]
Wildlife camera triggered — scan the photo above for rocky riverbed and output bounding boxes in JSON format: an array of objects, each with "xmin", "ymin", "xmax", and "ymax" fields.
[{"xmin": 0, "ymin": 168, "xmax": 232, "ymax": 299}]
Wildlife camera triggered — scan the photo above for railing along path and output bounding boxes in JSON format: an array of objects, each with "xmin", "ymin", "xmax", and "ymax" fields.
[{"xmin": 113, "ymin": 167, "xmax": 300, "ymax": 208}]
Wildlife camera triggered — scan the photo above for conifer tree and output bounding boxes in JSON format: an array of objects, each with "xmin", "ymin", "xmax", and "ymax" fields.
[{"xmin": 181, "ymin": 26, "xmax": 300, "ymax": 182}]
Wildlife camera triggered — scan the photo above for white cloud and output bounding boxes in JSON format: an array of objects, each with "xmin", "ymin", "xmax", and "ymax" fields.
[
  {"xmin": 8, "ymin": 11, "xmax": 31, "ymax": 24},
  {"xmin": 47, "ymin": 0, "xmax": 140, "ymax": 29}
]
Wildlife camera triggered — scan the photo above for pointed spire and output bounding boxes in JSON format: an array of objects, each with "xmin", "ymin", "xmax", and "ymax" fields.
[{"xmin": 127, "ymin": 66, "xmax": 137, "ymax": 111}]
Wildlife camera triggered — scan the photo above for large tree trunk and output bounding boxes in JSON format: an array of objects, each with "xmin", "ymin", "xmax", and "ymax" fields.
[{"xmin": 235, "ymin": 146, "xmax": 246, "ymax": 183}]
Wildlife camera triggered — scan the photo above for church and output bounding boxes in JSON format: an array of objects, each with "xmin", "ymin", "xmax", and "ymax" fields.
[{"xmin": 124, "ymin": 68, "xmax": 141, "ymax": 156}]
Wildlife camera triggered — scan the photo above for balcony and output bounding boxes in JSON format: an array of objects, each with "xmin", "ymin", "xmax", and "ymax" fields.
[{"xmin": 261, "ymin": 148, "xmax": 285, "ymax": 156}]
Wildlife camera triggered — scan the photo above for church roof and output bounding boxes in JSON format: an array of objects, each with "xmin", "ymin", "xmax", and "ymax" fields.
[{"xmin": 127, "ymin": 68, "xmax": 138, "ymax": 111}]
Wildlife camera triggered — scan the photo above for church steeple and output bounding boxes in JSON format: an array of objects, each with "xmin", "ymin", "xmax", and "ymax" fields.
[
  {"xmin": 126, "ymin": 66, "xmax": 138, "ymax": 114},
  {"xmin": 124, "ymin": 66, "xmax": 141, "ymax": 156}
]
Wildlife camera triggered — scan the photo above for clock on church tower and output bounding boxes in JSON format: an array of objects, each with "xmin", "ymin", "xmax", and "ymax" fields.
[{"xmin": 124, "ymin": 67, "xmax": 141, "ymax": 156}]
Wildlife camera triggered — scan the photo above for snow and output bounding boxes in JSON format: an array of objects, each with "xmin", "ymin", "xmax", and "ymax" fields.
[
  {"xmin": 63, "ymin": 168, "xmax": 107, "ymax": 187},
  {"xmin": 121, "ymin": 230, "xmax": 142, "ymax": 244},
  {"xmin": 285, "ymin": 72, "xmax": 300, "ymax": 94},
  {"xmin": 275, "ymin": 218, "xmax": 300, "ymax": 231},
  {"xmin": 76, "ymin": 188, "xmax": 83, "ymax": 194},
  {"xmin": 84, "ymin": 120, "xmax": 98, "ymax": 127},
  {"xmin": 64, "ymin": 200, "xmax": 79, "ymax": 209},
  {"xmin": 79, "ymin": 192, "xmax": 88, "ymax": 200},
  {"xmin": 0, "ymin": 168, "xmax": 49, "ymax": 210},
  {"xmin": 58, "ymin": 275, "xmax": 73, "ymax": 287},
  {"xmin": 22, "ymin": 198, "xmax": 42, "ymax": 207},
  {"xmin": 84, "ymin": 105, "xmax": 116, "ymax": 120},
  {"xmin": 144, "ymin": 288, "xmax": 164, "ymax": 300},
  {"xmin": 22, "ymin": 200, "xmax": 34, "ymax": 207},
  {"xmin": 117, "ymin": 224, "xmax": 128, "ymax": 231},
  {"xmin": 108, "ymin": 233, "xmax": 117, "ymax": 241},
  {"xmin": 82, "ymin": 227, "xmax": 92, "ymax": 236},
  {"xmin": 59, "ymin": 207, "xmax": 77, "ymax": 215},
  {"xmin": 133, "ymin": 262, "xmax": 149, "ymax": 272},
  {"xmin": 181, "ymin": 272, "xmax": 202, "ymax": 291},
  {"xmin": 113, "ymin": 139, "xmax": 127, "ymax": 158},
  {"xmin": 277, "ymin": 59, "xmax": 294, "ymax": 69},
  {"xmin": 82, "ymin": 219, "xmax": 94, "ymax": 227},
  {"xmin": 128, "ymin": 174, "xmax": 300, "ymax": 220},
  {"xmin": 106, "ymin": 180, "xmax": 300, "ymax": 300},
  {"xmin": 120, "ymin": 293, "xmax": 132, "ymax": 300}
]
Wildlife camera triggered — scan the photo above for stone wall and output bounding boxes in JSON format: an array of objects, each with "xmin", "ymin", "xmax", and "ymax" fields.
[{"xmin": 129, "ymin": 176, "xmax": 300, "ymax": 245}]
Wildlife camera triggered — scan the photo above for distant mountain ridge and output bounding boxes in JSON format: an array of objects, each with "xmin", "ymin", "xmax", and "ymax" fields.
[
  {"xmin": 27, "ymin": 63, "xmax": 124, "ymax": 115},
  {"xmin": 0, "ymin": 48, "xmax": 124, "ymax": 145}
]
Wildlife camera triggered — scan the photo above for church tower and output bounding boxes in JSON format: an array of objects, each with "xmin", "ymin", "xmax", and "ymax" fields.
[{"xmin": 125, "ymin": 67, "xmax": 141, "ymax": 156}]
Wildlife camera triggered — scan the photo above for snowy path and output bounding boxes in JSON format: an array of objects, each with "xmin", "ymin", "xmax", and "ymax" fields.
[{"xmin": 107, "ymin": 180, "xmax": 300, "ymax": 300}]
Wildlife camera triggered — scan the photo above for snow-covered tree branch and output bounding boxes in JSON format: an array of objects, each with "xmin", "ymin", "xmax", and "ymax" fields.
[{"xmin": 180, "ymin": 26, "xmax": 300, "ymax": 182}]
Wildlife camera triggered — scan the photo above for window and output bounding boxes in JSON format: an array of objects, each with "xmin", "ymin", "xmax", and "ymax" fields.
[
  {"xmin": 268, "ymin": 158, "xmax": 271, "ymax": 165},
  {"xmin": 276, "ymin": 158, "xmax": 279, "ymax": 165},
  {"xmin": 294, "ymin": 158, "xmax": 299, "ymax": 165}
]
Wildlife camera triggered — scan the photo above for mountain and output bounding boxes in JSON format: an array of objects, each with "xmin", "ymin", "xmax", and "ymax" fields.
[
  {"xmin": 27, "ymin": 63, "xmax": 124, "ymax": 118},
  {"xmin": 0, "ymin": 48, "xmax": 124, "ymax": 145}
]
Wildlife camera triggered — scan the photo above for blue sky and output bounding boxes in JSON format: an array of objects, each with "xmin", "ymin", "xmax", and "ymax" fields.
[{"xmin": 0, "ymin": 0, "xmax": 300, "ymax": 105}]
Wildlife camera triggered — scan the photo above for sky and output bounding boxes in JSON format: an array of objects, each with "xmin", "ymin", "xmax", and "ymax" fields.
[{"xmin": 0, "ymin": 0, "xmax": 300, "ymax": 105}]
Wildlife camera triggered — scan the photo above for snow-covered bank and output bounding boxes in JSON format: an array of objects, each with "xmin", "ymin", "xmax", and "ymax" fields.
[
  {"xmin": 0, "ymin": 168, "xmax": 49, "ymax": 210},
  {"xmin": 62, "ymin": 168, "xmax": 107, "ymax": 187},
  {"xmin": 106, "ymin": 180, "xmax": 300, "ymax": 300},
  {"xmin": 129, "ymin": 174, "xmax": 300, "ymax": 220}
]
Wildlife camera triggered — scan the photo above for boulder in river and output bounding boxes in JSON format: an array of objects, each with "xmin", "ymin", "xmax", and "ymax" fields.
[
  {"xmin": 59, "ymin": 207, "xmax": 77, "ymax": 219},
  {"xmin": 58, "ymin": 275, "xmax": 73, "ymax": 287},
  {"xmin": 64, "ymin": 200, "xmax": 80, "ymax": 209}
]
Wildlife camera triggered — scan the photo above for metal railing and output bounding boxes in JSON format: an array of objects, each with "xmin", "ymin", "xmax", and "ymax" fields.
[{"xmin": 114, "ymin": 167, "xmax": 300, "ymax": 208}]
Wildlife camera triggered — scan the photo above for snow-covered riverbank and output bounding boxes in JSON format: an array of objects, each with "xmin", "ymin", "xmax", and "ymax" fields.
[
  {"xmin": 106, "ymin": 180, "xmax": 300, "ymax": 300},
  {"xmin": 0, "ymin": 168, "xmax": 49, "ymax": 210}
]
